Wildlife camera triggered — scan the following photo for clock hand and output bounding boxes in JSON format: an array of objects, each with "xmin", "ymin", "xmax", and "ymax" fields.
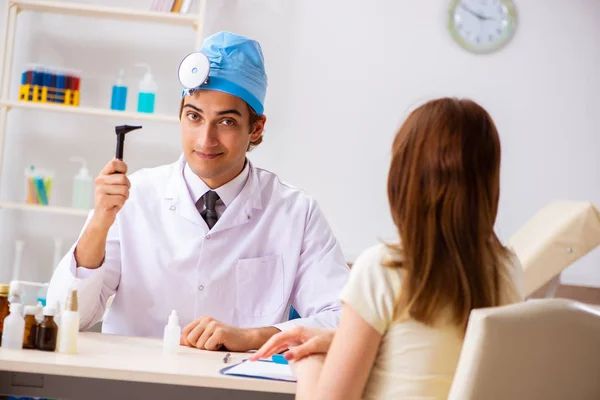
[{"xmin": 460, "ymin": 3, "xmax": 496, "ymax": 21}]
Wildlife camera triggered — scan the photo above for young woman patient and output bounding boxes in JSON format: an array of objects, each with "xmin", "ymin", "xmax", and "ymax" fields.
[{"xmin": 251, "ymin": 97, "xmax": 524, "ymax": 400}]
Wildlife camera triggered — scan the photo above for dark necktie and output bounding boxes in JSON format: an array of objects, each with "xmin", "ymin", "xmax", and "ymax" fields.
[{"xmin": 200, "ymin": 190, "xmax": 220, "ymax": 229}]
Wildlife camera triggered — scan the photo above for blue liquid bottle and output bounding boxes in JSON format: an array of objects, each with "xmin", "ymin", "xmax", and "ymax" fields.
[
  {"xmin": 110, "ymin": 68, "xmax": 128, "ymax": 111},
  {"xmin": 136, "ymin": 63, "xmax": 157, "ymax": 114}
]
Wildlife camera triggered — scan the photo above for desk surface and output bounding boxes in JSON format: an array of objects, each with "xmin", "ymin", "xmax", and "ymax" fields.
[{"xmin": 0, "ymin": 332, "xmax": 295, "ymax": 395}]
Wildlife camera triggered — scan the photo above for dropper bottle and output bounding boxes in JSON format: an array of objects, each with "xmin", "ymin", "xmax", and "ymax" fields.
[
  {"xmin": 58, "ymin": 288, "xmax": 79, "ymax": 354},
  {"xmin": 163, "ymin": 310, "xmax": 181, "ymax": 354}
]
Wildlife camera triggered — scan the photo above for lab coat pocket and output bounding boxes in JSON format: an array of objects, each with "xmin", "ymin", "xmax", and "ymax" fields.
[{"xmin": 236, "ymin": 254, "xmax": 284, "ymax": 318}]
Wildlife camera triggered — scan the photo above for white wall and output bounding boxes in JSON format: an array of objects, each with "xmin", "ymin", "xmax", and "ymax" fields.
[{"xmin": 1, "ymin": 0, "xmax": 599, "ymax": 287}]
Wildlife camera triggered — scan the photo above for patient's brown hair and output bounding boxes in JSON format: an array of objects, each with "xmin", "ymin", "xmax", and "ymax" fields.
[{"xmin": 386, "ymin": 97, "xmax": 511, "ymax": 329}]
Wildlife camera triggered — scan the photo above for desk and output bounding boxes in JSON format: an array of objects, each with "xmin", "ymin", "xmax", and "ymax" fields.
[{"xmin": 0, "ymin": 332, "xmax": 295, "ymax": 400}]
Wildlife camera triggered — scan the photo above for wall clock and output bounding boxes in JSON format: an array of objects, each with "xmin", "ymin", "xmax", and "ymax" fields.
[{"xmin": 448, "ymin": 0, "xmax": 518, "ymax": 54}]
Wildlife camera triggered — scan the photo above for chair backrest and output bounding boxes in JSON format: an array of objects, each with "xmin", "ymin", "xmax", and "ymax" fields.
[
  {"xmin": 448, "ymin": 299, "xmax": 600, "ymax": 400},
  {"xmin": 507, "ymin": 200, "xmax": 600, "ymax": 296}
]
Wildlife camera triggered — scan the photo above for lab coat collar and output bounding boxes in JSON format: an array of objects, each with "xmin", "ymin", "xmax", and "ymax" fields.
[
  {"xmin": 163, "ymin": 154, "xmax": 263, "ymax": 231},
  {"xmin": 183, "ymin": 158, "xmax": 250, "ymax": 208}
]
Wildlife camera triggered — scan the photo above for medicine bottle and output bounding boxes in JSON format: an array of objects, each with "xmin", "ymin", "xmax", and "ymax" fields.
[
  {"xmin": 37, "ymin": 306, "xmax": 58, "ymax": 352},
  {"xmin": 0, "ymin": 284, "xmax": 9, "ymax": 346},
  {"xmin": 23, "ymin": 305, "xmax": 39, "ymax": 349}
]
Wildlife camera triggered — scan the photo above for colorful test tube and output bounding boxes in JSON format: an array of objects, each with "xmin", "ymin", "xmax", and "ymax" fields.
[{"xmin": 55, "ymin": 70, "xmax": 65, "ymax": 104}]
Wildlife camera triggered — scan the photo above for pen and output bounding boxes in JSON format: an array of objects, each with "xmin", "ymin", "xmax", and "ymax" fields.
[{"xmin": 223, "ymin": 352, "xmax": 231, "ymax": 364}]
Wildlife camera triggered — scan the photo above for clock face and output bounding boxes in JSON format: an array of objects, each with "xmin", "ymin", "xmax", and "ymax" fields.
[{"xmin": 448, "ymin": 0, "xmax": 517, "ymax": 54}]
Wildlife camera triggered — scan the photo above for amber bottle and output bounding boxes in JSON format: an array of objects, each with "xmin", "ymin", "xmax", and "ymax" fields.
[
  {"xmin": 0, "ymin": 284, "xmax": 9, "ymax": 346},
  {"xmin": 36, "ymin": 306, "xmax": 58, "ymax": 351},
  {"xmin": 23, "ymin": 306, "xmax": 39, "ymax": 349}
]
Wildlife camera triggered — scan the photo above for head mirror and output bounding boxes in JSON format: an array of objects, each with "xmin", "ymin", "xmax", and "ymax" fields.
[{"xmin": 178, "ymin": 51, "xmax": 210, "ymax": 94}]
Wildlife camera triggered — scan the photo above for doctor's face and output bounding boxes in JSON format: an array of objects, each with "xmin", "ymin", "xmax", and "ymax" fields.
[{"xmin": 180, "ymin": 91, "xmax": 265, "ymax": 189}]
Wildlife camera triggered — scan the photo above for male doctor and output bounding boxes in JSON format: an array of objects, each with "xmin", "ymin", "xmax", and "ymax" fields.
[{"xmin": 47, "ymin": 31, "xmax": 350, "ymax": 352}]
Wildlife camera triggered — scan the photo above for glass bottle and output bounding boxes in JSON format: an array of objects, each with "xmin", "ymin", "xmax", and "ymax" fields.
[
  {"xmin": 36, "ymin": 306, "xmax": 58, "ymax": 352},
  {"xmin": 23, "ymin": 305, "xmax": 39, "ymax": 349},
  {"xmin": 0, "ymin": 284, "xmax": 10, "ymax": 346}
]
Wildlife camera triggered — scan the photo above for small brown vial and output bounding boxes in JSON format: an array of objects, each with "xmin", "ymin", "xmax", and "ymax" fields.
[
  {"xmin": 23, "ymin": 306, "xmax": 39, "ymax": 349},
  {"xmin": 0, "ymin": 284, "xmax": 10, "ymax": 346},
  {"xmin": 36, "ymin": 307, "xmax": 58, "ymax": 352}
]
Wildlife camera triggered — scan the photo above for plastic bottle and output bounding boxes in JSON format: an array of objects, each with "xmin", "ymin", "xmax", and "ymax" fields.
[
  {"xmin": 34, "ymin": 301, "xmax": 44, "ymax": 323},
  {"xmin": 11, "ymin": 240, "xmax": 24, "ymax": 282},
  {"xmin": 1, "ymin": 303, "xmax": 25, "ymax": 349},
  {"xmin": 53, "ymin": 237, "xmax": 63, "ymax": 271},
  {"xmin": 136, "ymin": 63, "xmax": 157, "ymax": 114},
  {"xmin": 69, "ymin": 157, "xmax": 92, "ymax": 210},
  {"xmin": 8, "ymin": 281, "xmax": 23, "ymax": 304},
  {"xmin": 110, "ymin": 68, "xmax": 128, "ymax": 111},
  {"xmin": 162, "ymin": 310, "xmax": 181, "ymax": 354},
  {"xmin": 58, "ymin": 289, "xmax": 79, "ymax": 354},
  {"xmin": 36, "ymin": 286, "xmax": 47, "ymax": 307},
  {"xmin": 23, "ymin": 305, "xmax": 39, "ymax": 349},
  {"xmin": 36, "ymin": 305, "xmax": 58, "ymax": 352}
]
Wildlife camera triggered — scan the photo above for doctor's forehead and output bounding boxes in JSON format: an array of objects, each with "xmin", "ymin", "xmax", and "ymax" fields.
[{"xmin": 184, "ymin": 91, "xmax": 247, "ymax": 116}]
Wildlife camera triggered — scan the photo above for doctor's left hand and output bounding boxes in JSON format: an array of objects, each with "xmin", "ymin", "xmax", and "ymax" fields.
[{"xmin": 180, "ymin": 316, "xmax": 279, "ymax": 352}]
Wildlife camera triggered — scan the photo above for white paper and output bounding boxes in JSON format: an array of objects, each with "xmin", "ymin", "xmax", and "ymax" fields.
[{"xmin": 223, "ymin": 361, "xmax": 296, "ymax": 382}]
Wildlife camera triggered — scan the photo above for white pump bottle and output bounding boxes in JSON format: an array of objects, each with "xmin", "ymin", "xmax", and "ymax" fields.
[{"xmin": 70, "ymin": 157, "xmax": 92, "ymax": 210}]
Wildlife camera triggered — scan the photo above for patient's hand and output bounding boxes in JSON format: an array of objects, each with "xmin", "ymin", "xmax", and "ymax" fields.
[
  {"xmin": 249, "ymin": 326, "xmax": 335, "ymax": 363},
  {"xmin": 180, "ymin": 317, "xmax": 279, "ymax": 352}
]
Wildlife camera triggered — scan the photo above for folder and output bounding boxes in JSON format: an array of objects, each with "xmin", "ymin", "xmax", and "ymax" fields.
[{"xmin": 220, "ymin": 359, "xmax": 296, "ymax": 382}]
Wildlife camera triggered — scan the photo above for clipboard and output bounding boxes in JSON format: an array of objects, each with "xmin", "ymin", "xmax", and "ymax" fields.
[{"xmin": 219, "ymin": 359, "xmax": 297, "ymax": 382}]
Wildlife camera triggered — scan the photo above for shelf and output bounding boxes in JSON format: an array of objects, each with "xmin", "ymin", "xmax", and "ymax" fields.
[
  {"xmin": 12, "ymin": 0, "xmax": 198, "ymax": 27},
  {"xmin": 0, "ymin": 100, "xmax": 179, "ymax": 123},
  {"xmin": 0, "ymin": 202, "xmax": 89, "ymax": 217}
]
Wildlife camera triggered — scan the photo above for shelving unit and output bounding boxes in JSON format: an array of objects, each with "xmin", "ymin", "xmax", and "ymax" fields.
[
  {"xmin": 0, "ymin": 99, "xmax": 180, "ymax": 124},
  {"xmin": 0, "ymin": 0, "xmax": 206, "ymax": 217},
  {"xmin": 0, "ymin": 202, "xmax": 89, "ymax": 217},
  {"xmin": 14, "ymin": 0, "xmax": 200, "ymax": 27}
]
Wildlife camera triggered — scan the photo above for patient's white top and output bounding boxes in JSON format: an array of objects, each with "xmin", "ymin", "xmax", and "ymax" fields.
[{"xmin": 340, "ymin": 243, "xmax": 524, "ymax": 400}]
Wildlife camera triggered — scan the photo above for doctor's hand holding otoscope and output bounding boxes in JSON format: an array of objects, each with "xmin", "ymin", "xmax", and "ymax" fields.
[
  {"xmin": 93, "ymin": 158, "xmax": 130, "ymax": 225},
  {"xmin": 73, "ymin": 125, "xmax": 141, "ymax": 270}
]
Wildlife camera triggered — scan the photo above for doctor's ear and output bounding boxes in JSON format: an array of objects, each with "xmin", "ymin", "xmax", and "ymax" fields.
[{"xmin": 247, "ymin": 108, "xmax": 266, "ymax": 151}]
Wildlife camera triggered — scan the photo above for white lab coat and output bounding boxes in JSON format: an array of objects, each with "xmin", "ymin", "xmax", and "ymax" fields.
[{"xmin": 47, "ymin": 155, "xmax": 350, "ymax": 338}]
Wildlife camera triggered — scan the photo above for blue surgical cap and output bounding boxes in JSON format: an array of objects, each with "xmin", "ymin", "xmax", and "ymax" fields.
[{"xmin": 193, "ymin": 31, "xmax": 267, "ymax": 115}]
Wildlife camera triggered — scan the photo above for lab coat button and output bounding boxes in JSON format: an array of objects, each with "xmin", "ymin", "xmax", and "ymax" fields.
[
  {"xmin": 206, "ymin": 234, "xmax": 211, "ymax": 240},
  {"xmin": 198, "ymin": 285, "xmax": 204, "ymax": 291},
  {"xmin": 169, "ymin": 205, "xmax": 176, "ymax": 211}
]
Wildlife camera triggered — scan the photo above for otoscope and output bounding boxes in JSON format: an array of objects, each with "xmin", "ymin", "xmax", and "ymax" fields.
[{"xmin": 115, "ymin": 125, "xmax": 142, "ymax": 161}]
